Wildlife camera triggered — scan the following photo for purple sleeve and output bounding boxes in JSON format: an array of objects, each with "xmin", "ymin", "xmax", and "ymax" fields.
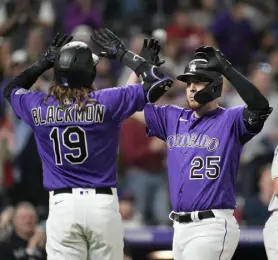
[
  {"xmin": 228, "ymin": 105, "xmax": 257, "ymax": 144},
  {"xmin": 9, "ymin": 88, "xmax": 44, "ymax": 126},
  {"xmin": 98, "ymin": 84, "xmax": 146, "ymax": 122},
  {"xmin": 144, "ymin": 104, "xmax": 170, "ymax": 141}
]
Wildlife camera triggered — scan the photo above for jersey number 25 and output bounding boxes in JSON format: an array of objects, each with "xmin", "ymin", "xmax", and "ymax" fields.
[
  {"xmin": 189, "ymin": 156, "xmax": 220, "ymax": 180},
  {"xmin": 50, "ymin": 126, "xmax": 88, "ymax": 165}
]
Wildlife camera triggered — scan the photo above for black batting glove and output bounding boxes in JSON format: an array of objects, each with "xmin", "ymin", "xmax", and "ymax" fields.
[
  {"xmin": 194, "ymin": 46, "xmax": 232, "ymax": 76},
  {"xmin": 91, "ymin": 28, "xmax": 127, "ymax": 60},
  {"xmin": 40, "ymin": 33, "xmax": 73, "ymax": 70},
  {"xmin": 139, "ymin": 38, "xmax": 165, "ymax": 67}
]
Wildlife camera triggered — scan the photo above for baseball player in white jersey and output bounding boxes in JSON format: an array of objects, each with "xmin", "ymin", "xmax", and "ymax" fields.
[{"xmin": 264, "ymin": 146, "xmax": 278, "ymax": 259}]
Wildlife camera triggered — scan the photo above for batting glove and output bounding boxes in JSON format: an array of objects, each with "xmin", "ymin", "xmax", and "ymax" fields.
[
  {"xmin": 40, "ymin": 33, "xmax": 73, "ymax": 70},
  {"xmin": 91, "ymin": 28, "xmax": 127, "ymax": 61},
  {"xmin": 194, "ymin": 46, "xmax": 232, "ymax": 76},
  {"xmin": 139, "ymin": 38, "xmax": 165, "ymax": 67}
]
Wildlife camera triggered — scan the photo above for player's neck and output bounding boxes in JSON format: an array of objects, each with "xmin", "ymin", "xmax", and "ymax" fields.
[{"xmin": 194, "ymin": 102, "xmax": 219, "ymax": 118}]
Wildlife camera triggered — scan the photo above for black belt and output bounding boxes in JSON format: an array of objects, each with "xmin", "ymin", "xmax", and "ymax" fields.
[
  {"xmin": 53, "ymin": 187, "xmax": 113, "ymax": 195},
  {"xmin": 170, "ymin": 210, "xmax": 215, "ymax": 223}
]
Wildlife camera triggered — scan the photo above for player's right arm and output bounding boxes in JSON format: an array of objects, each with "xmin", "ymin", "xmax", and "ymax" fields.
[
  {"xmin": 126, "ymin": 38, "xmax": 167, "ymax": 127},
  {"xmin": 4, "ymin": 33, "xmax": 72, "ymax": 121}
]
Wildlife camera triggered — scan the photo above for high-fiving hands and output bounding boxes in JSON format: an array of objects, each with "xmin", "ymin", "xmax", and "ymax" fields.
[{"xmin": 91, "ymin": 28, "xmax": 127, "ymax": 60}]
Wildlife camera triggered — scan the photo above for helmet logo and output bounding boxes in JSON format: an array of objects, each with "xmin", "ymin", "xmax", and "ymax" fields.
[
  {"xmin": 62, "ymin": 77, "xmax": 68, "ymax": 87},
  {"xmin": 189, "ymin": 62, "xmax": 196, "ymax": 72}
]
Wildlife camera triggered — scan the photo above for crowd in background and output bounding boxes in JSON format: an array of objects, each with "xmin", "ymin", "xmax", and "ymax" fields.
[{"xmin": 0, "ymin": 0, "xmax": 277, "ymax": 258}]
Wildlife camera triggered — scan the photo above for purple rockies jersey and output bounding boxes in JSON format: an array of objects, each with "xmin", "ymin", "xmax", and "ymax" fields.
[
  {"xmin": 144, "ymin": 105, "xmax": 258, "ymax": 212},
  {"xmin": 10, "ymin": 84, "xmax": 145, "ymax": 190}
]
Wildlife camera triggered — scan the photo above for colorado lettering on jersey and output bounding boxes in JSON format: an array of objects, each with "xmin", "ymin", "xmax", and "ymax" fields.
[
  {"xmin": 167, "ymin": 133, "xmax": 219, "ymax": 152},
  {"xmin": 31, "ymin": 104, "xmax": 105, "ymax": 126}
]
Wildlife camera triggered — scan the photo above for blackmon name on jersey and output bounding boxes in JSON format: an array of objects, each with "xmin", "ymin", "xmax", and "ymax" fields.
[{"xmin": 31, "ymin": 104, "xmax": 105, "ymax": 125}]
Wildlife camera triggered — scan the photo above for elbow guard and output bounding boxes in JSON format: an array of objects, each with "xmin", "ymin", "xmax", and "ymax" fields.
[
  {"xmin": 136, "ymin": 63, "xmax": 174, "ymax": 103},
  {"xmin": 243, "ymin": 106, "xmax": 273, "ymax": 130}
]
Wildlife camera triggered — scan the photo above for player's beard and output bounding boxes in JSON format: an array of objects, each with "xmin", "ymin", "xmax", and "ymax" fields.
[{"xmin": 186, "ymin": 96, "xmax": 204, "ymax": 110}]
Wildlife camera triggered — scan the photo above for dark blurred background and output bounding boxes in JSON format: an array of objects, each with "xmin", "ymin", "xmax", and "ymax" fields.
[{"xmin": 0, "ymin": 0, "xmax": 277, "ymax": 259}]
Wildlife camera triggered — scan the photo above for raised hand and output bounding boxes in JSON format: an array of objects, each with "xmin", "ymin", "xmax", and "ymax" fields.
[
  {"xmin": 43, "ymin": 33, "xmax": 73, "ymax": 68},
  {"xmin": 139, "ymin": 38, "xmax": 165, "ymax": 66},
  {"xmin": 90, "ymin": 28, "xmax": 127, "ymax": 60},
  {"xmin": 194, "ymin": 46, "xmax": 231, "ymax": 75}
]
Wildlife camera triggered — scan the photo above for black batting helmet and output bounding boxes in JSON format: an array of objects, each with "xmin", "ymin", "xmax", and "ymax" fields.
[
  {"xmin": 177, "ymin": 55, "xmax": 223, "ymax": 104},
  {"xmin": 54, "ymin": 41, "xmax": 99, "ymax": 88}
]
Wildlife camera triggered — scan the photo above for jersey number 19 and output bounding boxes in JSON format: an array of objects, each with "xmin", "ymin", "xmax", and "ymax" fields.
[{"xmin": 50, "ymin": 126, "xmax": 88, "ymax": 165}]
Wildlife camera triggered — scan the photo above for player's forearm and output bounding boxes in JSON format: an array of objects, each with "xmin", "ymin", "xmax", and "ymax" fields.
[
  {"xmin": 120, "ymin": 50, "xmax": 150, "ymax": 76},
  {"xmin": 225, "ymin": 67, "xmax": 270, "ymax": 110},
  {"xmin": 121, "ymin": 51, "xmax": 160, "ymax": 80},
  {"xmin": 4, "ymin": 59, "xmax": 50, "ymax": 101},
  {"xmin": 126, "ymin": 72, "xmax": 139, "ymax": 85},
  {"xmin": 122, "ymin": 51, "xmax": 173, "ymax": 103}
]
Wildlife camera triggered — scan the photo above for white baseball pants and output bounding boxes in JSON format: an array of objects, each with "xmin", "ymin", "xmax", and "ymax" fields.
[
  {"xmin": 264, "ymin": 211, "xmax": 278, "ymax": 260},
  {"xmin": 46, "ymin": 188, "xmax": 124, "ymax": 260},
  {"xmin": 171, "ymin": 209, "xmax": 240, "ymax": 260}
]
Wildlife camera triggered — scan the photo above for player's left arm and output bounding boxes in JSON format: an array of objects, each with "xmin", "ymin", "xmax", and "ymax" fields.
[
  {"xmin": 195, "ymin": 46, "xmax": 273, "ymax": 133},
  {"xmin": 224, "ymin": 65, "xmax": 272, "ymax": 133},
  {"xmin": 91, "ymin": 28, "xmax": 173, "ymax": 104}
]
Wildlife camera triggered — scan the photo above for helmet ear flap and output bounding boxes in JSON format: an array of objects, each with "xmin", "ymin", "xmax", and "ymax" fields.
[
  {"xmin": 194, "ymin": 84, "xmax": 215, "ymax": 104},
  {"xmin": 194, "ymin": 79, "xmax": 223, "ymax": 104}
]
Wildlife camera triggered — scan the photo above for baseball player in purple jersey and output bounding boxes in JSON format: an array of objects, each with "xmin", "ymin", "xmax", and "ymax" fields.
[
  {"xmin": 129, "ymin": 45, "xmax": 273, "ymax": 260},
  {"xmin": 4, "ymin": 29, "xmax": 173, "ymax": 260}
]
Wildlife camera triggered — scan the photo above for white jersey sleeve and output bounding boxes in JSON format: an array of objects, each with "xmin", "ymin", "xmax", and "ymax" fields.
[
  {"xmin": 271, "ymin": 146, "xmax": 278, "ymax": 179},
  {"xmin": 268, "ymin": 146, "xmax": 278, "ymax": 211}
]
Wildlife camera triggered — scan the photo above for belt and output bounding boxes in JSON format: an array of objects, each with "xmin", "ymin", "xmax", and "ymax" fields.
[
  {"xmin": 170, "ymin": 210, "xmax": 215, "ymax": 223},
  {"xmin": 53, "ymin": 187, "xmax": 113, "ymax": 196}
]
